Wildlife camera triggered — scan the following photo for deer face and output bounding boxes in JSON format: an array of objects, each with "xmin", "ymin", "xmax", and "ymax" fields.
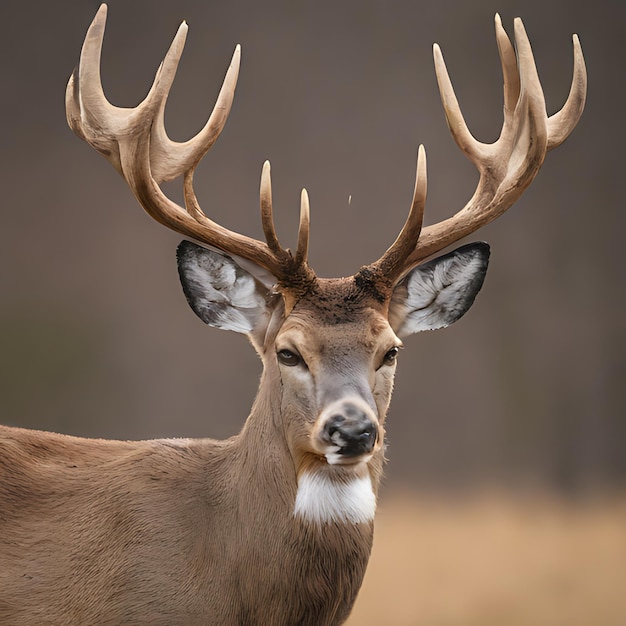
[
  {"xmin": 273, "ymin": 285, "xmax": 400, "ymax": 468},
  {"xmin": 177, "ymin": 240, "xmax": 490, "ymax": 476}
]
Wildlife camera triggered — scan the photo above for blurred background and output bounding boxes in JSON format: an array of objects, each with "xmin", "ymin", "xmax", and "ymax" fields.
[{"xmin": 1, "ymin": 0, "xmax": 624, "ymax": 623}]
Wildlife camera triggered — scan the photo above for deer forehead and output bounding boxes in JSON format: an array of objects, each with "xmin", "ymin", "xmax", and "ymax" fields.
[
  {"xmin": 283, "ymin": 278, "xmax": 392, "ymax": 332},
  {"xmin": 277, "ymin": 306, "xmax": 396, "ymax": 360}
]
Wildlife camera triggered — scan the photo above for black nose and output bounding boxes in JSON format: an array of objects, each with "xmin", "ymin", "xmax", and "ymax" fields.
[{"xmin": 323, "ymin": 407, "xmax": 378, "ymax": 457}]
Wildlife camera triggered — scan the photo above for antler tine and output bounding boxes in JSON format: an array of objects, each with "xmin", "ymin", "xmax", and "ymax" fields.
[
  {"xmin": 547, "ymin": 34, "xmax": 587, "ymax": 150},
  {"xmin": 259, "ymin": 161, "xmax": 284, "ymax": 256},
  {"xmin": 364, "ymin": 146, "xmax": 427, "ymax": 281},
  {"xmin": 432, "ymin": 44, "xmax": 488, "ymax": 163},
  {"xmin": 295, "ymin": 189, "xmax": 311, "ymax": 266},
  {"xmin": 494, "ymin": 14, "xmax": 520, "ymax": 129},
  {"xmin": 66, "ymin": 4, "xmax": 125, "ymax": 174},
  {"xmin": 150, "ymin": 44, "xmax": 241, "ymax": 184}
]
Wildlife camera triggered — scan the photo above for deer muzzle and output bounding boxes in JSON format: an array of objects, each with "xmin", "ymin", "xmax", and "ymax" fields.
[{"xmin": 315, "ymin": 397, "xmax": 379, "ymax": 465}]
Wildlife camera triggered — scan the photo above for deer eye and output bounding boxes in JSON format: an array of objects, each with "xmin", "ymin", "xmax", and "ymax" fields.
[
  {"xmin": 277, "ymin": 349, "xmax": 302, "ymax": 367},
  {"xmin": 383, "ymin": 347, "xmax": 400, "ymax": 366}
]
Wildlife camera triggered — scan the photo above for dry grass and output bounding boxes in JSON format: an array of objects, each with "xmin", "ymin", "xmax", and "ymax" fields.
[{"xmin": 347, "ymin": 492, "xmax": 626, "ymax": 626}]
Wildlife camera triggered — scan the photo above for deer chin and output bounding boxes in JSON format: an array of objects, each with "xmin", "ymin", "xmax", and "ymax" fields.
[{"xmin": 324, "ymin": 447, "xmax": 374, "ymax": 467}]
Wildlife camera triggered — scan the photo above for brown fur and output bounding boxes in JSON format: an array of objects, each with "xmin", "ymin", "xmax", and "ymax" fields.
[{"xmin": 0, "ymin": 288, "xmax": 391, "ymax": 626}]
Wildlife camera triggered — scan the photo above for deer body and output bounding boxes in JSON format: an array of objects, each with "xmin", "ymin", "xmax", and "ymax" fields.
[
  {"xmin": 0, "ymin": 4, "xmax": 585, "ymax": 624},
  {"xmin": 0, "ymin": 427, "xmax": 369, "ymax": 625}
]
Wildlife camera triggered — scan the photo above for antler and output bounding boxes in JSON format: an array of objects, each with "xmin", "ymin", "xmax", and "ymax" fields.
[
  {"xmin": 66, "ymin": 4, "xmax": 315, "ymax": 291},
  {"xmin": 68, "ymin": 7, "xmax": 586, "ymax": 306},
  {"xmin": 365, "ymin": 15, "xmax": 587, "ymax": 287}
]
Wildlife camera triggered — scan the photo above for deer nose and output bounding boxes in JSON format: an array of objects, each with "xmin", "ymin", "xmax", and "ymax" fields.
[{"xmin": 323, "ymin": 405, "xmax": 378, "ymax": 458}]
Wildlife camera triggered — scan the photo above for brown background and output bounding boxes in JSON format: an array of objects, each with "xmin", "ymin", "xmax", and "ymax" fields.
[{"xmin": 0, "ymin": 0, "xmax": 623, "ymax": 495}]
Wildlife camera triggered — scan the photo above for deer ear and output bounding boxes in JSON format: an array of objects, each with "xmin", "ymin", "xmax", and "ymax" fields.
[
  {"xmin": 176, "ymin": 240, "xmax": 275, "ymax": 335},
  {"xmin": 389, "ymin": 242, "xmax": 490, "ymax": 337}
]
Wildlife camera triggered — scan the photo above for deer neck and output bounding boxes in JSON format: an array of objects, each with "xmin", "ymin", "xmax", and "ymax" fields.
[
  {"xmin": 233, "ymin": 366, "xmax": 297, "ymax": 512},
  {"xmin": 226, "ymin": 367, "xmax": 374, "ymax": 624}
]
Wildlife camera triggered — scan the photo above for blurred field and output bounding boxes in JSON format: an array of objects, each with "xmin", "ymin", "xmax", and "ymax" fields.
[{"xmin": 347, "ymin": 492, "xmax": 626, "ymax": 626}]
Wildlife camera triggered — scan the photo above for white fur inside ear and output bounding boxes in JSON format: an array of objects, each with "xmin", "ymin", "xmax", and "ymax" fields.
[
  {"xmin": 294, "ymin": 471, "xmax": 376, "ymax": 525},
  {"xmin": 177, "ymin": 242, "xmax": 271, "ymax": 334},
  {"xmin": 392, "ymin": 244, "xmax": 489, "ymax": 336}
]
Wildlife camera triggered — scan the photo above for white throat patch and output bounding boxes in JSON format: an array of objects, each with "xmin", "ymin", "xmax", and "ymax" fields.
[{"xmin": 294, "ymin": 470, "xmax": 376, "ymax": 525}]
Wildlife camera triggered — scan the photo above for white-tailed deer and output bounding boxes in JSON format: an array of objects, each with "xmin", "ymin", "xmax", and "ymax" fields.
[{"xmin": 0, "ymin": 5, "xmax": 586, "ymax": 624}]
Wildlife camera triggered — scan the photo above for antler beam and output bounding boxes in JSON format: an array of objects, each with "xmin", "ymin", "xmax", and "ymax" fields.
[
  {"xmin": 366, "ymin": 14, "xmax": 587, "ymax": 285},
  {"xmin": 66, "ymin": 4, "xmax": 314, "ymax": 288}
]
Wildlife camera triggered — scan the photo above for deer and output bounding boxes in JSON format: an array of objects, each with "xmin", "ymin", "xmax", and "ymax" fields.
[{"xmin": 0, "ymin": 4, "xmax": 586, "ymax": 625}]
